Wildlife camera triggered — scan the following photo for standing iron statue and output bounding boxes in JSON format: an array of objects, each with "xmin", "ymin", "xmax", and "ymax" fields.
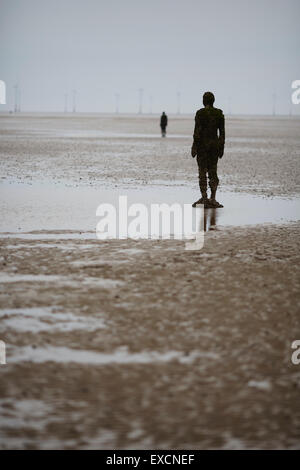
[
  {"xmin": 160, "ymin": 112, "xmax": 168, "ymax": 137},
  {"xmin": 191, "ymin": 92, "xmax": 225, "ymax": 208}
]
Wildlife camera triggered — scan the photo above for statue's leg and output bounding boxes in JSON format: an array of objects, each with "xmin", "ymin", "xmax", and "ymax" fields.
[
  {"xmin": 198, "ymin": 154, "xmax": 208, "ymax": 200},
  {"xmin": 208, "ymin": 163, "xmax": 219, "ymax": 201},
  {"xmin": 199, "ymin": 167, "xmax": 208, "ymax": 200},
  {"xmin": 208, "ymin": 163, "xmax": 223, "ymax": 207},
  {"xmin": 192, "ymin": 154, "xmax": 209, "ymax": 207}
]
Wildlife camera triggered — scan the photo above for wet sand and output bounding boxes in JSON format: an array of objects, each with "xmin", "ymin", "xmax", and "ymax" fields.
[
  {"xmin": 0, "ymin": 114, "xmax": 300, "ymax": 449},
  {"xmin": 1, "ymin": 113, "xmax": 300, "ymax": 196}
]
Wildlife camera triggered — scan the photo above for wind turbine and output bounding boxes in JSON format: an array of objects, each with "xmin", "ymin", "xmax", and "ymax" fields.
[
  {"xmin": 138, "ymin": 88, "xmax": 144, "ymax": 114},
  {"xmin": 72, "ymin": 90, "xmax": 77, "ymax": 113}
]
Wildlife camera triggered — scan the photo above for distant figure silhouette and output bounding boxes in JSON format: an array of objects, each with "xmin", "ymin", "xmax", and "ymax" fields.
[
  {"xmin": 160, "ymin": 112, "xmax": 168, "ymax": 137},
  {"xmin": 191, "ymin": 92, "xmax": 225, "ymax": 208}
]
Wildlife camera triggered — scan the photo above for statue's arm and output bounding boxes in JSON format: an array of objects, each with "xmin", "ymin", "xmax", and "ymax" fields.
[
  {"xmin": 218, "ymin": 112, "xmax": 225, "ymax": 158},
  {"xmin": 191, "ymin": 112, "xmax": 200, "ymax": 157},
  {"xmin": 218, "ymin": 111, "xmax": 225, "ymax": 143}
]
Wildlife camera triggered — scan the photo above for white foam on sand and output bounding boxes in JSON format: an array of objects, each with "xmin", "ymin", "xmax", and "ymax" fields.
[
  {"xmin": 0, "ymin": 307, "xmax": 106, "ymax": 333},
  {"xmin": 0, "ymin": 273, "xmax": 123, "ymax": 288},
  {"xmin": 8, "ymin": 345, "xmax": 220, "ymax": 365},
  {"xmin": 248, "ymin": 380, "xmax": 272, "ymax": 391}
]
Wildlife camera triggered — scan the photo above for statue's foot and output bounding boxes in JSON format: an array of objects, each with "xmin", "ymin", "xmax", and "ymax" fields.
[
  {"xmin": 208, "ymin": 198, "xmax": 223, "ymax": 208},
  {"xmin": 192, "ymin": 197, "xmax": 208, "ymax": 208}
]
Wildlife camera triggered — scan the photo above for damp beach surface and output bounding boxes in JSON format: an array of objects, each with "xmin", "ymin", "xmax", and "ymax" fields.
[{"xmin": 0, "ymin": 113, "xmax": 300, "ymax": 449}]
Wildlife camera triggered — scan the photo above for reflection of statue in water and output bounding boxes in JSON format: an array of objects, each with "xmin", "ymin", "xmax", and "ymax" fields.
[
  {"xmin": 203, "ymin": 208, "xmax": 217, "ymax": 232},
  {"xmin": 160, "ymin": 112, "xmax": 168, "ymax": 137},
  {"xmin": 191, "ymin": 92, "xmax": 225, "ymax": 208}
]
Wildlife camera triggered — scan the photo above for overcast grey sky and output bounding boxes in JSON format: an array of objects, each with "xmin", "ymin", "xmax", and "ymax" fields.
[{"xmin": 0, "ymin": 0, "xmax": 299, "ymax": 114}]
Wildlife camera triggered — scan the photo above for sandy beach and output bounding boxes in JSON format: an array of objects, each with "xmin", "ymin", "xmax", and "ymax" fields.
[{"xmin": 0, "ymin": 113, "xmax": 300, "ymax": 449}]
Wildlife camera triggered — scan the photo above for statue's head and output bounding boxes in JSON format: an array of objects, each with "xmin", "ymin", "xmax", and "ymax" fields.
[{"xmin": 203, "ymin": 92, "xmax": 215, "ymax": 106}]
